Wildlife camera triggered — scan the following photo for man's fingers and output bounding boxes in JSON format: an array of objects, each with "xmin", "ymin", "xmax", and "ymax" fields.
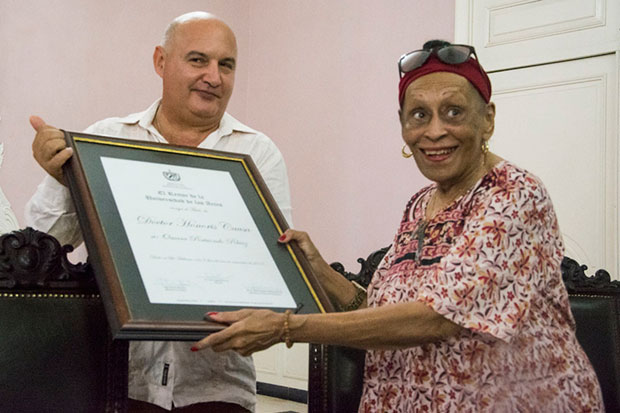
[
  {"xmin": 34, "ymin": 136, "xmax": 68, "ymax": 160},
  {"xmin": 49, "ymin": 147, "xmax": 73, "ymax": 169},
  {"xmin": 29, "ymin": 115, "xmax": 49, "ymax": 132},
  {"xmin": 29, "ymin": 115, "xmax": 60, "ymax": 135},
  {"xmin": 32, "ymin": 125, "xmax": 65, "ymax": 156},
  {"xmin": 31, "ymin": 119, "xmax": 68, "ymax": 182},
  {"xmin": 45, "ymin": 148, "xmax": 73, "ymax": 183}
]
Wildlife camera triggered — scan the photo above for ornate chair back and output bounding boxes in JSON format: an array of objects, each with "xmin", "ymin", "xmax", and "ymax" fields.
[
  {"xmin": 562, "ymin": 257, "xmax": 620, "ymax": 411},
  {"xmin": 0, "ymin": 228, "xmax": 127, "ymax": 412}
]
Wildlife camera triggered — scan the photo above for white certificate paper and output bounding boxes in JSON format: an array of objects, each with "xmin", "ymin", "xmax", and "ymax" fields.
[{"xmin": 100, "ymin": 157, "xmax": 296, "ymax": 308}]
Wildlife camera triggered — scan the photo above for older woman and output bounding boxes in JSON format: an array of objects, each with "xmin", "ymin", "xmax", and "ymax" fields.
[{"xmin": 194, "ymin": 40, "xmax": 603, "ymax": 411}]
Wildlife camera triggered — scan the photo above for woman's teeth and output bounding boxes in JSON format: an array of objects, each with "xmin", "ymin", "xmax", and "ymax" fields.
[{"xmin": 423, "ymin": 148, "xmax": 456, "ymax": 155}]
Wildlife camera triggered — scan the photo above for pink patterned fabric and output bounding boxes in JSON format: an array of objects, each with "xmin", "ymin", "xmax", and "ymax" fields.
[{"xmin": 361, "ymin": 161, "xmax": 603, "ymax": 412}]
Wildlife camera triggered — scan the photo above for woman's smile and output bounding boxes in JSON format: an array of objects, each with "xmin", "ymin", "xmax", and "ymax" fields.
[{"xmin": 419, "ymin": 145, "xmax": 458, "ymax": 162}]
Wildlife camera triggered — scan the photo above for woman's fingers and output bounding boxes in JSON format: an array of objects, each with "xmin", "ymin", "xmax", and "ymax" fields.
[
  {"xmin": 206, "ymin": 309, "xmax": 248, "ymax": 324},
  {"xmin": 193, "ymin": 309, "xmax": 285, "ymax": 355},
  {"xmin": 278, "ymin": 229, "xmax": 310, "ymax": 243},
  {"xmin": 278, "ymin": 229, "xmax": 330, "ymax": 276},
  {"xmin": 193, "ymin": 322, "xmax": 235, "ymax": 351},
  {"xmin": 279, "ymin": 229, "xmax": 321, "ymax": 259}
]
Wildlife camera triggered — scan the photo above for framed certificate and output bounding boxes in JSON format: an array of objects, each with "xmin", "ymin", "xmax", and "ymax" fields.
[{"xmin": 62, "ymin": 131, "xmax": 334, "ymax": 340}]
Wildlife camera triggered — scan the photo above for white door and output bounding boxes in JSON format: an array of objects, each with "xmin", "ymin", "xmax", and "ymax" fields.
[
  {"xmin": 455, "ymin": 0, "xmax": 620, "ymax": 278},
  {"xmin": 254, "ymin": 342, "xmax": 309, "ymax": 391},
  {"xmin": 456, "ymin": 0, "xmax": 619, "ymax": 71},
  {"xmin": 489, "ymin": 54, "xmax": 618, "ymax": 276}
]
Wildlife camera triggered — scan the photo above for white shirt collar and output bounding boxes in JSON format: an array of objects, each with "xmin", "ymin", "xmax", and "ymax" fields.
[{"xmin": 117, "ymin": 99, "xmax": 257, "ymax": 145}]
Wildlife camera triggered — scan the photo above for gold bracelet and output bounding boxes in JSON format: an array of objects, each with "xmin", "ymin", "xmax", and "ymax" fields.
[
  {"xmin": 338, "ymin": 282, "xmax": 367, "ymax": 312},
  {"xmin": 282, "ymin": 310, "xmax": 293, "ymax": 348}
]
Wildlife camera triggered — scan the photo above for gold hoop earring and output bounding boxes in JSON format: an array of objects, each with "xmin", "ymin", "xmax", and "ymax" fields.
[
  {"xmin": 402, "ymin": 145, "xmax": 413, "ymax": 158},
  {"xmin": 481, "ymin": 140, "xmax": 489, "ymax": 155}
]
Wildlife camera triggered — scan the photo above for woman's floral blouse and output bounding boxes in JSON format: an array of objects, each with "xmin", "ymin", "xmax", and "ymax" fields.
[{"xmin": 361, "ymin": 161, "xmax": 603, "ymax": 412}]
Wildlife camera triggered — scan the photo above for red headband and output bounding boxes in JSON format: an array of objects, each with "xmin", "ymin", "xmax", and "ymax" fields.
[{"xmin": 398, "ymin": 53, "xmax": 492, "ymax": 106}]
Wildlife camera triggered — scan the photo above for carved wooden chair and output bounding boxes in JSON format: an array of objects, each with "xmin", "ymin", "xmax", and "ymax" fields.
[
  {"xmin": 0, "ymin": 227, "xmax": 128, "ymax": 412},
  {"xmin": 308, "ymin": 249, "xmax": 620, "ymax": 412},
  {"xmin": 308, "ymin": 248, "xmax": 387, "ymax": 413},
  {"xmin": 562, "ymin": 256, "xmax": 620, "ymax": 411}
]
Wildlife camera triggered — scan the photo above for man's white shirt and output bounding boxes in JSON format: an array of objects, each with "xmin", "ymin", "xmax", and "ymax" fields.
[{"xmin": 25, "ymin": 99, "xmax": 293, "ymax": 411}]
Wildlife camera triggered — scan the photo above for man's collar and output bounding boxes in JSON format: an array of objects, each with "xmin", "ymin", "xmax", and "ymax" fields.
[
  {"xmin": 119, "ymin": 99, "xmax": 257, "ymax": 139},
  {"xmin": 218, "ymin": 112, "xmax": 257, "ymax": 136},
  {"xmin": 112, "ymin": 100, "xmax": 159, "ymax": 135}
]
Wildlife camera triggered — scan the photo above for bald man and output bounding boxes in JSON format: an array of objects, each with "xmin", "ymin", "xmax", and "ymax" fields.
[{"xmin": 26, "ymin": 12, "xmax": 292, "ymax": 412}]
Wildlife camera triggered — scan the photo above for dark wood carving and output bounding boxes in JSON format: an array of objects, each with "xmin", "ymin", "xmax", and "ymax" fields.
[
  {"xmin": 310, "ymin": 247, "xmax": 390, "ymax": 413},
  {"xmin": 330, "ymin": 248, "xmax": 618, "ymax": 294},
  {"xmin": 561, "ymin": 255, "xmax": 620, "ymax": 294},
  {"xmin": 0, "ymin": 226, "xmax": 96, "ymax": 291},
  {"xmin": 330, "ymin": 246, "xmax": 390, "ymax": 289}
]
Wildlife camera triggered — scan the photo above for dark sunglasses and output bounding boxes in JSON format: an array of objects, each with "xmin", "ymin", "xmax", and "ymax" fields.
[{"xmin": 398, "ymin": 44, "xmax": 478, "ymax": 78}]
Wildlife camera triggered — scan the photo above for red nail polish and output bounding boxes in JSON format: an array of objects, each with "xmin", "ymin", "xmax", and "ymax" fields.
[
  {"xmin": 278, "ymin": 234, "xmax": 286, "ymax": 241},
  {"xmin": 191, "ymin": 346, "xmax": 199, "ymax": 352},
  {"xmin": 208, "ymin": 312, "xmax": 218, "ymax": 316}
]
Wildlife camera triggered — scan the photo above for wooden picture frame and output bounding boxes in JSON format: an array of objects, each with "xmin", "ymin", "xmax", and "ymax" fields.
[{"xmin": 62, "ymin": 131, "xmax": 333, "ymax": 340}]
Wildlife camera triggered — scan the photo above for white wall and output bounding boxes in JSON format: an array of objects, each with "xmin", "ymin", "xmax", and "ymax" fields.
[{"xmin": 0, "ymin": 0, "xmax": 454, "ymax": 269}]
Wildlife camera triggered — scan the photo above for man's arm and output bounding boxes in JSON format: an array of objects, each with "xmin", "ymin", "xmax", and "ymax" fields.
[{"xmin": 25, "ymin": 116, "xmax": 82, "ymax": 247}]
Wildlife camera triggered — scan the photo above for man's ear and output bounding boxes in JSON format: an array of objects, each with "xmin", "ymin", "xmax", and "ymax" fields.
[
  {"xmin": 153, "ymin": 46, "xmax": 166, "ymax": 78},
  {"xmin": 482, "ymin": 102, "xmax": 496, "ymax": 140}
]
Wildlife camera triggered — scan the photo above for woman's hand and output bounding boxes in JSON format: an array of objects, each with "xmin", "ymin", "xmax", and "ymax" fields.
[
  {"xmin": 278, "ymin": 229, "xmax": 331, "ymax": 276},
  {"xmin": 279, "ymin": 229, "xmax": 365, "ymax": 310},
  {"xmin": 193, "ymin": 310, "xmax": 287, "ymax": 357}
]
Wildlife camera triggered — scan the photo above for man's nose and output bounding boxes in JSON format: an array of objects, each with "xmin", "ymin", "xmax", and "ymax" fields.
[{"xmin": 201, "ymin": 61, "xmax": 222, "ymax": 87}]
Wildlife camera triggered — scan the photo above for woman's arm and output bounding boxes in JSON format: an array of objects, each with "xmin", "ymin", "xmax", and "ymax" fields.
[
  {"xmin": 292, "ymin": 301, "xmax": 462, "ymax": 349},
  {"xmin": 279, "ymin": 229, "xmax": 367, "ymax": 310},
  {"xmin": 195, "ymin": 301, "xmax": 463, "ymax": 356}
]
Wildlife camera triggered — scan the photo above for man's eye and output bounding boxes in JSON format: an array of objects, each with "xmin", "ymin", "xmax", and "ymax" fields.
[
  {"xmin": 220, "ymin": 62, "xmax": 235, "ymax": 70},
  {"xmin": 412, "ymin": 111, "xmax": 425, "ymax": 120},
  {"xmin": 190, "ymin": 58, "xmax": 206, "ymax": 64}
]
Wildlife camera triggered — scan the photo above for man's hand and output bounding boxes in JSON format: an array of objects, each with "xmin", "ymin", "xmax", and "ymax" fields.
[{"xmin": 30, "ymin": 115, "xmax": 73, "ymax": 184}]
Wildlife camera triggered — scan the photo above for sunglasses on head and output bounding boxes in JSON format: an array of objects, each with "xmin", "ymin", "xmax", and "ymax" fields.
[{"xmin": 398, "ymin": 44, "xmax": 478, "ymax": 78}]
